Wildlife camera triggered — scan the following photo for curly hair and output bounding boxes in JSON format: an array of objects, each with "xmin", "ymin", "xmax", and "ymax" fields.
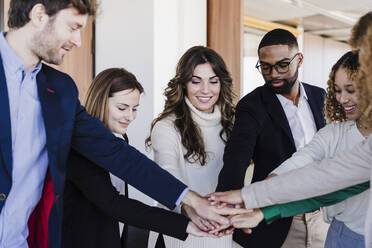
[
  {"xmin": 146, "ymin": 46, "xmax": 236, "ymax": 165},
  {"xmin": 325, "ymin": 51, "xmax": 360, "ymax": 122},
  {"xmin": 349, "ymin": 11, "xmax": 372, "ymax": 126}
]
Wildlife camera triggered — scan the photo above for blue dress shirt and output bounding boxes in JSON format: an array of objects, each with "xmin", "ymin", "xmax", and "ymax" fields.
[{"xmin": 0, "ymin": 32, "xmax": 48, "ymax": 248}]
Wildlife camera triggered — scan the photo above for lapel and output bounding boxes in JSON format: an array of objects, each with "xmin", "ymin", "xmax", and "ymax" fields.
[
  {"xmin": 0, "ymin": 55, "xmax": 13, "ymax": 175},
  {"xmin": 303, "ymin": 83, "xmax": 324, "ymax": 130},
  {"xmin": 36, "ymin": 67, "xmax": 63, "ymax": 163},
  {"xmin": 262, "ymin": 85, "xmax": 296, "ymax": 147}
]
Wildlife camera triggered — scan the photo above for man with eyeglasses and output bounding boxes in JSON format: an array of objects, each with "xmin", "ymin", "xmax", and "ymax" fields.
[{"xmin": 217, "ymin": 29, "xmax": 328, "ymax": 248}]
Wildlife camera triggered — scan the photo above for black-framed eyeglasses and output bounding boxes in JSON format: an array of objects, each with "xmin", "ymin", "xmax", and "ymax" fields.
[{"xmin": 255, "ymin": 53, "xmax": 300, "ymax": 76}]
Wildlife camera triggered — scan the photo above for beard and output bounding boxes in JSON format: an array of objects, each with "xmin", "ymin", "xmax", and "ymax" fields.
[
  {"xmin": 31, "ymin": 19, "xmax": 65, "ymax": 65},
  {"xmin": 266, "ymin": 68, "xmax": 299, "ymax": 95}
]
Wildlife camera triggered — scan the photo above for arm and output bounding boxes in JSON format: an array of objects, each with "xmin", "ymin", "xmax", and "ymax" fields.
[
  {"xmin": 151, "ymin": 120, "xmax": 187, "ymax": 185},
  {"xmin": 242, "ymin": 137, "xmax": 372, "ymax": 209},
  {"xmin": 217, "ymin": 99, "xmax": 261, "ymax": 191},
  {"xmin": 262, "ymin": 181, "xmax": 370, "ymax": 224},
  {"xmin": 71, "ymin": 102, "xmax": 186, "ymax": 209},
  {"xmin": 271, "ymin": 123, "xmax": 331, "ymax": 175},
  {"xmin": 66, "ymin": 149, "xmax": 190, "ymax": 240}
]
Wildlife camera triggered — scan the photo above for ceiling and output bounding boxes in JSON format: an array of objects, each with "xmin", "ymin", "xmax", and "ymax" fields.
[{"xmin": 244, "ymin": 0, "xmax": 372, "ymax": 42}]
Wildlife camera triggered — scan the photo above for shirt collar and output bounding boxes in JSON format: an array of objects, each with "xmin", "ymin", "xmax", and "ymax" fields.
[
  {"xmin": 0, "ymin": 31, "xmax": 42, "ymax": 75},
  {"xmin": 276, "ymin": 82, "xmax": 308, "ymax": 106}
]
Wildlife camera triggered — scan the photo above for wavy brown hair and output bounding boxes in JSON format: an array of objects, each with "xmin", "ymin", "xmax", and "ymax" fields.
[
  {"xmin": 325, "ymin": 51, "xmax": 360, "ymax": 122},
  {"xmin": 84, "ymin": 68, "xmax": 144, "ymax": 128},
  {"xmin": 349, "ymin": 11, "xmax": 372, "ymax": 126},
  {"xmin": 146, "ymin": 46, "xmax": 236, "ymax": 165}
]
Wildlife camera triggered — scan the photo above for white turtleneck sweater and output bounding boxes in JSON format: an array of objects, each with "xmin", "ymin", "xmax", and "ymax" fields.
[{"xmin": 147, "ymin": 97, "xmax": 234, "ymax": 248}]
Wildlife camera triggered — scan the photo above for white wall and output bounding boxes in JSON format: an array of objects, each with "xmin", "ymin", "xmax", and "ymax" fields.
[
  {"xmin": 95, "ymin": 0, "xmax": 155, "ymax": 155},
  {"xmin": 154, "ymin": 0, "xmax": 207, "ymax": 117},
  {"xmin": 95, "ymin": 0, "xmax": 206, "ymax": 205},
  {"xmin": 302, "ymin": 32, "xmax": 350, "ymax": 89},
  {"xmin": 242, "ymin": 32, "xmax": 265, "ymax": 97}
]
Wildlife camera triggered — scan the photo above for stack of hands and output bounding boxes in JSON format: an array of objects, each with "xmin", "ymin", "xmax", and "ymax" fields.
[{"xmin": 182, "ymin": 190, "xmax": 265, "ymax": 238}]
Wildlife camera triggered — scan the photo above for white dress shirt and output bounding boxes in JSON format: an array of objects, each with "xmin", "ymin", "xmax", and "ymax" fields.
[{"xmin": 276, "ymin": 83, "xmax": 317, "ymax": 151}]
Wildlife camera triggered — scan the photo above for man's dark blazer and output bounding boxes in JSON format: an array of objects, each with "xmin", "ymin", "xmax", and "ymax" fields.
[
  {"xmin": 217, "ymin": 83, "xmax": 326, "ymax": 247},
  {"xmin": 62, "ymin": 149, "xmax": 189, "ymax": 248},
  {"xmin": 0, "ymin": 55, "xmax": 187, "ymax": 248}
]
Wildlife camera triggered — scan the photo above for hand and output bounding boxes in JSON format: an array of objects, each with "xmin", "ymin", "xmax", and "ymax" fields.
[
  {"xmin": 182, "ymin": 190, "xmax": 230, "ymax": 225},
  {"xmin": 182, "ymin": 204, "xmax": 220, "ymax": 232},
  {"xmin": 230, "ymin": 208, "xmax": 264, "ymax": 230},
  {"xmin": 213, "ymin": 203, "xmax": 252, "ymax": 216},
  {"xmin": 207, "ymin": 189, "xmax": 243, "ymax": 206},
  {"xmin": 186, "ymin": 221, "xmax": 217, "ymax": 238},
  {"xmin": 208, "ymin": 222, "xmax": 234, "ymax": 236}
]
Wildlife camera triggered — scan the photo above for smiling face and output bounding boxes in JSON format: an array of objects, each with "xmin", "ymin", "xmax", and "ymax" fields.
[
  {"xmin": 31, "ymin": 7, "xmax": 87, "ymax": 65},
  {"xmin": 185, "ymin": 63, "xmax": 221, "ymax": 113},
  {"xmin": 107, "ymin": 89, "xmax": 140, "ymax": 135},
  {"xmin": 334, "ymin": 67, "xmax": 361, "ymax": 121},
  {"xmin": 258, "ymin": 44, "xmax": 303, "ymax": 95}
]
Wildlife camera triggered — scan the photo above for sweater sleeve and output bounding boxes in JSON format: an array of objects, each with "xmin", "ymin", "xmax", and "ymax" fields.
[
  {"xmin": 151, "ymin": 120, "xmax": 187, "ymax": 213},
  {"xmin": 262, "ymin": 181, "xmax": 370, "ymax": 224},
  {"xmin": 271, "ymin": 124, "xmax": 332, "ymax": 175},
  {"xmin": 242, "ymin": 137, "xmax": 372, "ymax": 209},
  {"xmin": 151, "ymin": 120, "xmax": 186, "ymax": 184}
]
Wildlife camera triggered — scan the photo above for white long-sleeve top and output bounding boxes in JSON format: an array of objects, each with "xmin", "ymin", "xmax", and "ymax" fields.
[
  {"xmin": 148, "ymin": 97, "xmax": 233, "ymax": 248},
  {"xmin": 270, "ymin": 120, "xmax": 368, "ymax": 234},
  {"xmin": 241, "ymin": 130, "xmax": 372, "ymax": 246}
]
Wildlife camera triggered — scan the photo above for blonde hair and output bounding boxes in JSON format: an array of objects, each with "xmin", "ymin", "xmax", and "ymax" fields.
[{"xmin": 85, "ymin": 68, "xmax": 144, "ymax": 126}]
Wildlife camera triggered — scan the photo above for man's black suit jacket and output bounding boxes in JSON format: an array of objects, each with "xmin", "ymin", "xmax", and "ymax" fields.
[
  {"xmin": 62, "ymin": 149, "xmax": 189, "ymax": 248},
  {"xmin": 217, "ymin": 83, "xmax": 326, "ymax": 247}
]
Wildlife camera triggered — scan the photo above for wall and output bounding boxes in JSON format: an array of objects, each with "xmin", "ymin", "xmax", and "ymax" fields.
[
  {"xmin": 154, "ymin": 0, "xmax": 207, "ymax": 117},
  {"xmin": 95, "ymin": 0, "xmax": 206, "ymax": 205},
  {"xmin": 302, "ymin": 32, "xmax": 350, "ymax": 89}
]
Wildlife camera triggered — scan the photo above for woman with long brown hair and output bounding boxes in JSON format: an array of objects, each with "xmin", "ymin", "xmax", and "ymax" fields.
[
  {"xmin": 62, "ymin": 68, "xmax": 210, "ymax": 248},
  {"xmin": 146, "ymin": 46, "xmax": 235, "ymax": 248}
]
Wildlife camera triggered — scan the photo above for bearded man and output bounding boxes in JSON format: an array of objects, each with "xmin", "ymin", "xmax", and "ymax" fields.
[{"xmin": 217, "ymin": 28, "xmax": 329, "ymax": 248}]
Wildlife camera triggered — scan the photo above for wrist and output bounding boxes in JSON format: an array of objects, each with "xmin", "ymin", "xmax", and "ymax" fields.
[{"xmin": 182, "ymin": 190, "xmax": 199, "ymax": 207}]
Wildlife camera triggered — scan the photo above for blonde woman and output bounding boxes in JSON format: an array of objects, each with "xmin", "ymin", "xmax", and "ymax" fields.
[{"xmin": 62, "ymin": 68, "xmax": 211, "ymax": 248}]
